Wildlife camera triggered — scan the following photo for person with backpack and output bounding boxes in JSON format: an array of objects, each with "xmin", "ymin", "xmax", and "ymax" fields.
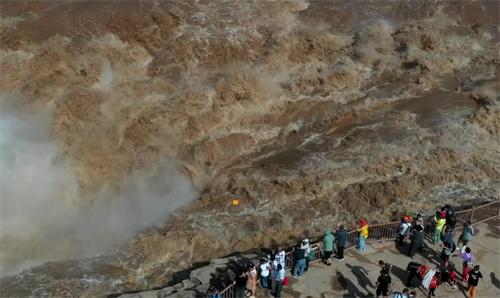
[
  {"xmin": 415, "ymin": 214, "xmax": 425, "ymax": 228},
  {"xmin": 460, "ymin": 246, "xmax": 474, "ymax": 282},
  {"xmin": 398, "ymin": 216, "xmax": 412, "ymax": 247},
  {"xmin": 438, "ymin": 264, "xmax": 457, "ymax": 290},
  {"xmin": 406, "ymin": 261, "xmax": 421, "ymax": 287},
  {"xmin": 458, "ymin": 221, "xmax": 474, "ymax": 248},
  {"xmin": 375, "ymin": 269, "xmax": 392, "ymax": 298},
  {"xmin": 467, "ymin": 265, "xmax": 483, "ymax": 298},
  {"xmin": 323, "ymin": 229, "xmax": 335, "ymax": 265},
  {"xmin": 427, "ymin": 272, "xmax": 440, "ymax": 297},
  {"xmin": 433, "ymin": 211, "xmax": 446, "ymax": 245},
  {"xmin": 408, "ymin": 224, "xmax": 424, "ymax": 258},
  {"xmin": 335, "ymin": 225, "xmax": 348, "ymax": 260},
  {"xmin": 445, "ymin": 205, "xmax": 457, "ymax": 230},
  {"xmin": 379, "ymin": 260, "xmax": 392, "ymax": 275},
  {"xmin": 358, "ymin": 219, "xmax": 369, "ymax": 253}
]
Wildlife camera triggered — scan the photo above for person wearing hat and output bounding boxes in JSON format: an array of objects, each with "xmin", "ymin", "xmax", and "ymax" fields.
[
  {"xmin": 398, "ymin": 216, "xmax": 412, "ymax": 247},
  {"xmin": 323, "ymin": 229, "xmax": 335, "ymax": 265},
  {"xmin": 301, "ymin": 239, "xmax": 311, "ymax": 272},
  {"xmin": 358, "ymin": 219, "xmax": 369, "ymax": 253}
]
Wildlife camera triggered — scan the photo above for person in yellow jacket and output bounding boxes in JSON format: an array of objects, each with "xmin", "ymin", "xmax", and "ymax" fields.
[
  {"xmin": 434, "ymin": 211, "xmax": 447, "ymax": 244},
  {"xmin": 358, "ymin": 219, "xmax": 369, "ymax": 252}
]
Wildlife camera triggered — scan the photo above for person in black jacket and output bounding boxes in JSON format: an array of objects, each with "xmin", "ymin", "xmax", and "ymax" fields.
[
  {"xmin": 335, "ymin": 225, "xmax": 348, "ymax": 260},
  {"xmin": 444, "ymin": 205, "xmax": 457, "ymax": 230},
  {"xmin": 234, "ymin": 271, "xmax": 247, "ymax": 298},
  {"xmin": 375, "ymin": 270, "xmax": 392, "ymax": 298},
  {"xmin": 406, "ymin": 261, "xmax": 421, "ymax": 287},
  {"xmin": 292, "ymin": 243, "xmax": 307, "ymax": 278},
  {"xmin": 467, "ymin": 265, "xmax": 483, "ymax": 298},
  {"xmin": 408, "ymin": 224, "xmax": 424, "ymax": 258}
]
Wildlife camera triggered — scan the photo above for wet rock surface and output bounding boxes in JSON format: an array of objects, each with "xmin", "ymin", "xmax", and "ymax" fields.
[{"xmin": 0, "ymin": 0, "xmax": 499, "ymax": 296}]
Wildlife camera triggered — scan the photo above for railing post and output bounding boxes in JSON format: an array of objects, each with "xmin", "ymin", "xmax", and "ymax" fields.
[{"xmin": 470, "ymin": 208, "xmax": 475, "ymax": 223}]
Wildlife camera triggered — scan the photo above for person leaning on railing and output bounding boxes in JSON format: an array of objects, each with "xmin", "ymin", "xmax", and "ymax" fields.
[
  {"xmin": 258, "ymin": 258, "xmax": 271, "ymax": 292},
  {"xmin": 322, "ymin": 229, "xmax": 335, "ymax": 265},
  {"xmin": 291, "ymin": 242, "xmax": 307, "ymax": 278},
  {"xmin": 358, "ymin": 219, "xmax": 369, "ymax": 253},
  {"xmin": 234, "ymin": 271, "xmax": 247, "ymax": 298},
  {"xmin": 335, "ymin": 225, "xmax": 348, "ymax": 260}
]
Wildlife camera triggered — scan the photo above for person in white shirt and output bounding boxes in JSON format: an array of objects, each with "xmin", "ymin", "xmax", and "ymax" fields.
[
  {"xmin": 392, "ymin": 288, "xmax": 415, "ymax": 298},
  {"xmin": 259, "ymin": 258, "xmax": 271, "ymax": 290},
  {"xmin": 301, "ymin": 239, "xmax": 311, "ymax": 272},
  {"xmin": 276, "ymin": 247, "xmax": 286, "ymax": 268},
  {"xmin": 398, "ymin": 216, "xmax": 412, "ymax": 247}
]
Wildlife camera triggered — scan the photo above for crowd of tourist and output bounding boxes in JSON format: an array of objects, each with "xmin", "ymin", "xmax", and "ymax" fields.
[{"xmin": 209, "ymin": 204, "xmax": 486, "ymax": 298}]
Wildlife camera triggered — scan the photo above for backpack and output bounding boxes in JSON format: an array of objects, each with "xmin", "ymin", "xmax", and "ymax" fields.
[
  {"xmin": 448, "ymin": 214, "xmax": 457, "ymax": 226},
  {"xmin": 379, "ymin": 274, "xmax": 391, "ymax": 285},
  {"xmin": 407, "ymin": 261, "xmax": 421, "ymax": 272},
  {"xmin": 440, "ymin": 270, "xmax": 450, "ymax": 282},
  {"xmin": 430, "ymin": 277, "xmax": 438, "ymax": 289},
  {"xmin": 447, "ymin": 207, "xmax": 455, "ymax": 217}
]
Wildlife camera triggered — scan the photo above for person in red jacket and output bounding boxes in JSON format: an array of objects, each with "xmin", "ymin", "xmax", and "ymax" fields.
[{"xmin": 428, "ymin": 273, "xmax": 440, "ymax": 297}]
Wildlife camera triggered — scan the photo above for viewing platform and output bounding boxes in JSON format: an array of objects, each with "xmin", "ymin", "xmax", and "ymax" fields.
[{"xmin": 281, "ymin": 219, "xmax": 500, "ymax": 298}]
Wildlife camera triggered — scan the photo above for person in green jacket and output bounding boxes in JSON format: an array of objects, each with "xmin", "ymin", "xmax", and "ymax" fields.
[
  {"xmin": 434, "ymin": 211, "xmax": 446, "ymax": 244},
  {"xmin": 323, "ymin": 229, "xmax": 336, "ymax": 265}
]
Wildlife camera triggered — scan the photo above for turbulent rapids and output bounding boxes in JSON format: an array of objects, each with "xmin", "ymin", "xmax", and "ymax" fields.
[{"xmin": 0, "ymin": 0, "xmax": 499, "ymax": 296}]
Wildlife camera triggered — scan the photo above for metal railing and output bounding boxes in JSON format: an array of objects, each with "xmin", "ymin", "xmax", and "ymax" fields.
[{"xmin": 217, "ymin": 200, "xmax": 500, "ymax": 297}]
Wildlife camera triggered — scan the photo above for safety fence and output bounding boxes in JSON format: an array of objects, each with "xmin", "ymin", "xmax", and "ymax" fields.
[{"xmin": 218, "ymin": 200, "xmax": 500, "ymax": 297}]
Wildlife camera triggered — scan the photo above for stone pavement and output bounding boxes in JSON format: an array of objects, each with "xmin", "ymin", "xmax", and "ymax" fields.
[{"xmin": 275, "ymin": 220, "xmax": 500, "ymax": 298}]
